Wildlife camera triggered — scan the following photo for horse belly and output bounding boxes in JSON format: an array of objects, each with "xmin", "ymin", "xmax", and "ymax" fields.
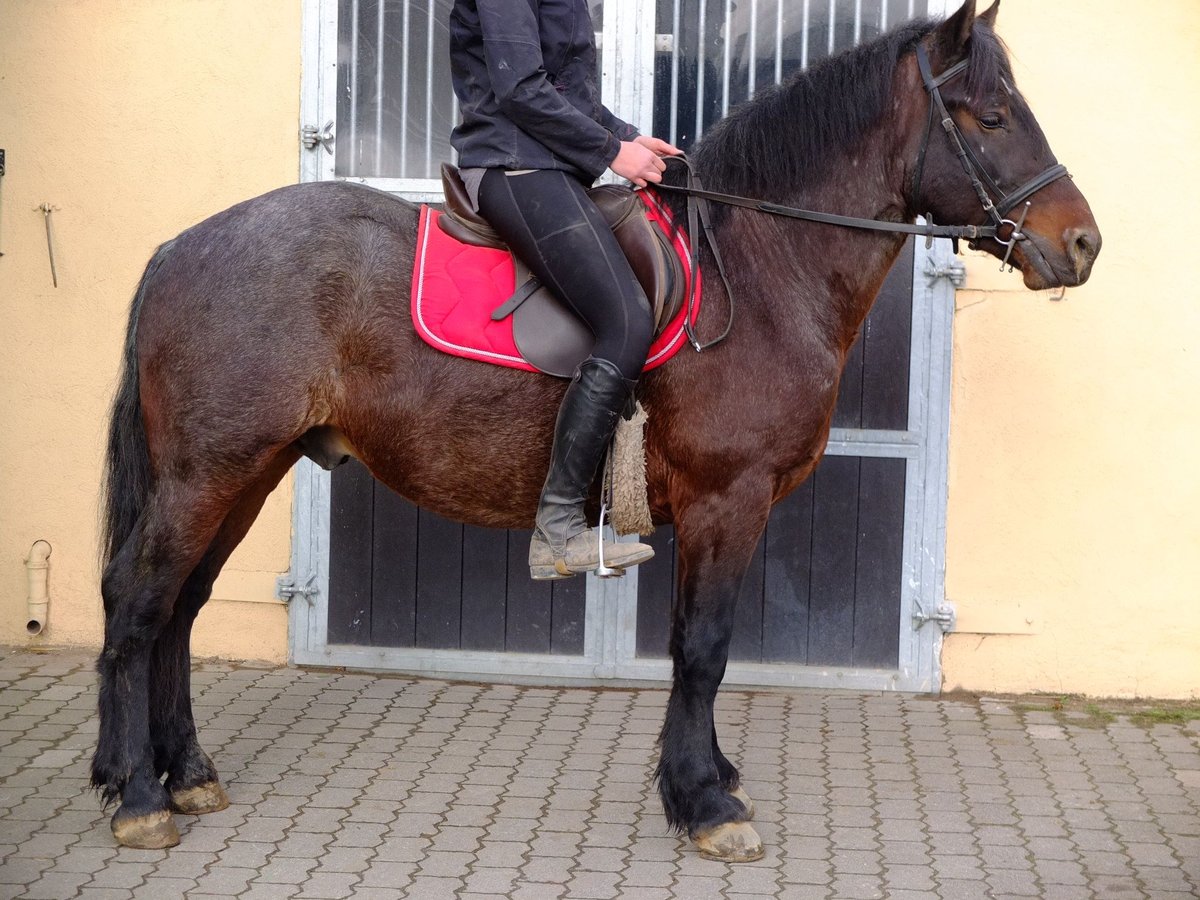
[{"xmin": 335, "ymin": 361, "xmax": 563, "ymax": 531}]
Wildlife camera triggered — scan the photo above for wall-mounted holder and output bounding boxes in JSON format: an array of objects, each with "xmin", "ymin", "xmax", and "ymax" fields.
[{"xmin": 36, "ymin": 202, "xmax": 59, "ymax": 287}]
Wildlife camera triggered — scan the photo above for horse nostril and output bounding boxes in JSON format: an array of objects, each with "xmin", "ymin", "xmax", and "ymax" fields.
[{"xmin": 1065, "ymin": 226, "xmax": 1101, "ymax": 276}]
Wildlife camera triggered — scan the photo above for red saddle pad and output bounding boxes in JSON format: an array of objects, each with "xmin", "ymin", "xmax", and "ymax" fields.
[{"xmin": 410, "ymin": 189, "xmax": 701, "ymax": 374}]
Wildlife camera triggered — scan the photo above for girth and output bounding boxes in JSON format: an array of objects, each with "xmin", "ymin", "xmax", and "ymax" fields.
[{"xmin": 438, "ymin": 164, "xmax": 687, "ymax": 376}]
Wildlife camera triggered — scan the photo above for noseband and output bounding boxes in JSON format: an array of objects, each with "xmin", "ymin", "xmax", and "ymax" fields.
[
  {"xmin": 911, "ymin": 44, "xmax": 1069, "ymax": 269},
  {"xmin": 655, "ymin": 41, "xmax": 1072, "ymax": 350}
]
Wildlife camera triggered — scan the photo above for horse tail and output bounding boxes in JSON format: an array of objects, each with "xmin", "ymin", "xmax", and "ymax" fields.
[{"xmin": 100, "ymin": 240, "xmax": 173, "ymax": 572}]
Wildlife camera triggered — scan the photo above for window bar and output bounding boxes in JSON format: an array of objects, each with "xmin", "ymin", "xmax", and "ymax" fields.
[
  {"xmin": 880, "ymin": 0, "xmax": 888, "ymax": 33},
  {"xmin": 669, "ymin": 0, "xmax": 681, "ymax": 146},
  {"xmin": 777, "ymin": 0, "xmax": 786, "ymax": 83},
  {"xmin": 375, "ymin": 1, "xmax": 385, "ymax": 175},
  {"xmin": 721, "ymin": 0, "xmax": 732, "ymax": 116},
  {"xmin": 827, "ymin": 0, "xmax": 836, "ymax": 57},
  {"xmin": 801, "ymin": 0, "xmax": 810, "ymax": 71},
  {"xmin": 401, "ymin": 0, "xmax": 411, "ymax": 178},
  {"xmin": 908, "ymin": 0, "xmax": 915, "ymax": 17},
  {"xmin": 349, "ymin": 0, "xmax": 360, "ymax": 176},
  {"xmin": 426, "ymin": 0, "xmax": 435, "ymax": 178},
  {"xmin": 748, "ymin": 0, "xmax": 758, "ymax": 97},
  {"xmin": 854, "ymin": 0, "xmax": 862, "ymax": 45},
  {"xmin": 694, "ymin": 0, "xmax": 706, "ymax": 143}
]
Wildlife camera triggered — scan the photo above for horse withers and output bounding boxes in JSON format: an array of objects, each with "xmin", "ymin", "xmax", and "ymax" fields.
[{"xmin": 93, "ymin": 1, "xmax": 1098, "ymax": 859}]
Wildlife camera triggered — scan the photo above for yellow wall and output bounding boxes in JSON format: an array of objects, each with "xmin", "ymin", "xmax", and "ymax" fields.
[
  {"xmin": 941, "ymin": 1, "xmax": 1200, "ymax": 698},
  {"xmin": 2, "ymin": 1, "xmax": 1196, "ymax": 697},
  {"xmin": 0, "ymin": 1, "xmax": 302, "ymax": 661}
]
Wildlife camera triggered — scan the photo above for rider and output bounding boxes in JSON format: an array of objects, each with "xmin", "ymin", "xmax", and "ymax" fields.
[{"xmin": 449, "ymin": 0, "xmax": 681, "ymax": 580}]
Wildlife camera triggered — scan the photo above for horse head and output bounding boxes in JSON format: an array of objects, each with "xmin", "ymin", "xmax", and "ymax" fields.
[{"xmin": 911, "ymin": 0, "xmax": 1101, "ymax": 289}]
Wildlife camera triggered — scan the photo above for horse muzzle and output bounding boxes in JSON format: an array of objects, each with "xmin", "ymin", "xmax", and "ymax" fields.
[{"xmin": 1011, "ymin": 221, "xmax": 1101, "ymax": 291}]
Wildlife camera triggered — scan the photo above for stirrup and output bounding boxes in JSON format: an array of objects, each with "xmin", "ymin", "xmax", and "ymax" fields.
[{"xmin": 594, "ymin": 491, "xmax": 623, "ymax": 579}]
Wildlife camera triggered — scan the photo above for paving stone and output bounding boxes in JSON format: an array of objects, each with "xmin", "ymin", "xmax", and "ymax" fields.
[
  {"xmin": 20, "ymin": 870, "xmax": 94, "ymax": 898},
  {"xmin": 4, "ymin": 649, "xmax": 1200, "ymax": 900}
]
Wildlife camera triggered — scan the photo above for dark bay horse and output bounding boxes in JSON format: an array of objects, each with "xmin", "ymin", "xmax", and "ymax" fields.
[{"xmin": 94, "ymin": 1, "xmax": 1099, "ymax": 860}]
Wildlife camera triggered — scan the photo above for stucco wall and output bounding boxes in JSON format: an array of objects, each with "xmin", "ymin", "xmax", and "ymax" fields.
[
  {"xmin": 941, "ymin": 1, "xmax": 1200, "ymax": 698},
  {"xmin": 0, "ymin": 1, "xmax": 303, "ymax": 661}
]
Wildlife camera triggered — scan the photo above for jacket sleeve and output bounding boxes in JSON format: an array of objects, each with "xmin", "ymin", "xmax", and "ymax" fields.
[
  {"xmin": 476, "ymin": 1, "xmax": 621, "ymax": 176},
  {"xmin": 598, "ymin": 105, "xmax": 640, "ymax": 142}
]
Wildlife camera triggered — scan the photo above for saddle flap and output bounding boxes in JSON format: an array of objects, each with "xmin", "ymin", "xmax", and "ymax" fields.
[{"xmin": 512, "ymin": 281, "xmax": 595, "ymax": 378}]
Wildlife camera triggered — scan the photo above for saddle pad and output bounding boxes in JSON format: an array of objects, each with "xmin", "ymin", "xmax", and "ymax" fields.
[{"xmin": 411, "ymin": 189, "xmax": 700, "ymax": 374}]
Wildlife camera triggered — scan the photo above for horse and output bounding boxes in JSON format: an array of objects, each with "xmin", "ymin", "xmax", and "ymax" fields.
[{"xmin": 93, "ymin": 0, "xmax": 1099, "ymax": 861}]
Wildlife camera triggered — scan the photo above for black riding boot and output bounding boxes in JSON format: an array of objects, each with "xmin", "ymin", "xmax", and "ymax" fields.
[{"xmin": 529, "ymin": 357, "xmax": 655, "ymax": 580}]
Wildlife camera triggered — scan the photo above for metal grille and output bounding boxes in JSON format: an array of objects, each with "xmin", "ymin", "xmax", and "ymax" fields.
[
  {"xmin": 336, "ymin": 0, "xmax": 605, "ymax": 180},
  {"xmin": 335, "ymin": 1, "xmax": 932, "ymax": 177},
  {"xmin": 335, "ymin": 0, "xmax": 456, "ymax": 179},
  {"xmin": 654, "ymin": 0, "xmax": 931, "ymax": 150}
]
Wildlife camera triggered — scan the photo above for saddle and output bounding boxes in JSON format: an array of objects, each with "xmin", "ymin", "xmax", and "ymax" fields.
[{"xmin": 438, "ymin": 164, "xmax": 687, "ymax": 377}]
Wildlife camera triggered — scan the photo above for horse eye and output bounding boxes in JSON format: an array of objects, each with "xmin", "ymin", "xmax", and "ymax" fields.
[{"xmin": 979, "ymin": 114, "xmax": 1005, "ymax": 130}]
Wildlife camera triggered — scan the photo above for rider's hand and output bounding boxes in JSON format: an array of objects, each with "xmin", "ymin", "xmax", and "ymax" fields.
[
  {"xmin": 634, "ymin": 135, "xmax": 683, "ymax": 158},
  {"xmin": 610, "ymin": 140, "xmax": 669, "ymax": 187}
]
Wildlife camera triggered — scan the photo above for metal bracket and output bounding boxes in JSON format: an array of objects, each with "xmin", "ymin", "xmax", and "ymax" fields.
[
  {"xmin": 0, "ymin": 148, "xmax": 5, "ymax": 257},
  {"xmin": 913, "ymin": 603, "xmax": 956, "ymax": 632},
  {"xmin": 276, "ymin": 572, "xmax": 318, "ymax": 605},
  {"xmin": 301, "ymin": 121, "xmax": 335, "ymax": 154},
  {"xmin": 924, "ymin": 256, "xmax": 966, "ymax": 289}
]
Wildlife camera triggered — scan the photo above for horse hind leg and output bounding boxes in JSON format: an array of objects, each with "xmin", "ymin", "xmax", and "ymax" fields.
[
  {"xmin": 148, "ymin": 448, "xmax": 300, "ymax": 817},
  {"xmin": 92, "ymin": 480, "xmax": 231, "ymax": 849}
]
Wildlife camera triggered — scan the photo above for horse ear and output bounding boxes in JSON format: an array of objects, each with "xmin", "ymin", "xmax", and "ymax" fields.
[
  {"xmin": 930, "ymin": 0, "xmax": 976, "ymax": 67},
  {"xmin": 978, "ymin": 0, "xmax": 1000, "ymax": 28}
]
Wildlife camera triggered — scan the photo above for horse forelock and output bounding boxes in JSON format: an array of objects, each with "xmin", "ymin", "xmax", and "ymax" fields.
[{"xmin": 963, "ymin": 20, "xmax": 1015, "ymax": 107}]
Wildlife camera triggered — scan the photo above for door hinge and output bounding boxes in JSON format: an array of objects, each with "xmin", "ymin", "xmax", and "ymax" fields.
[
  {"xmin": 301, "ymin": 121, "xmax": 335, "ymax": 154},
  {"xmin": 913, "ymin": 603, "xmax": 956, "ymax": 632},
  {"xmin": 277, "ymin": 572, "xmax": 318, "ymax": 605},
  {"xmin": 924, "ymin": 256, "xmax": 966, "ymax": 288}
]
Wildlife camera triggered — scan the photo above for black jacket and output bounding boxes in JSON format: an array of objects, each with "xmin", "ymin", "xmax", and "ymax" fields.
[{"xmin": 449, "ymin": 0, "xmax": 639, "ymax": 178}]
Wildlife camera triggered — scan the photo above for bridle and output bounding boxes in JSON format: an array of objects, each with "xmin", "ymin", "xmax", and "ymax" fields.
[
  {"xmin": 654, "ymin": 40, "xmax": 1072, "ymax": 351},
  {"xmin": 911, "ymin": 44, "xmax": 1069, "ymax": 270}
]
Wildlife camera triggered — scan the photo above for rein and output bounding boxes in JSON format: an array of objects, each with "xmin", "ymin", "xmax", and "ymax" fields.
[{"xmin": 654, "ymin": 42, "xmax": 1071, "ymax": 351}]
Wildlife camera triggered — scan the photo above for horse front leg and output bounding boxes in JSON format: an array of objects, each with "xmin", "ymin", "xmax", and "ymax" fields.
[{"xmin": 657, "ymin": 482, "xmax": 770, "ymax": 862}]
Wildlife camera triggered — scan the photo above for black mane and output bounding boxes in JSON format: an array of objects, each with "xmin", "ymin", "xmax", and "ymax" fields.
[{"xmin": 663, "ymin": 17, "xmax": 1013, "ymax": 208}]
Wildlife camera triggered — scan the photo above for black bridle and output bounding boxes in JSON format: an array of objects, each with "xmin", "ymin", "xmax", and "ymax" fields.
[
  {"xmin": 654, "ymin": 42, "xmax": 1071, "ymax": 351},
  {"xmin": 911, "ymin": 44, "xmax": 1069, "ymax": 268}
]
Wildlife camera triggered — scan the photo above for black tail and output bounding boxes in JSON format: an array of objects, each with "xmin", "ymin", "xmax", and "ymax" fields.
[{"xmin": 100, "ymin": 241, "xmax": 173, "ymax": 574}]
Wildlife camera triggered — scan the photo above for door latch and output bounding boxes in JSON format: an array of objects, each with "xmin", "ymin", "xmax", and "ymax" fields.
[{"xmin": 301, "ymin": 121, "xmax": 335, "ymax": 155}]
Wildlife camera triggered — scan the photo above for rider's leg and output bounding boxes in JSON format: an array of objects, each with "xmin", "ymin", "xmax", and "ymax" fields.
[{"xmin": 477, "ymin": 168, "xmax": 655, "ymax": 578}]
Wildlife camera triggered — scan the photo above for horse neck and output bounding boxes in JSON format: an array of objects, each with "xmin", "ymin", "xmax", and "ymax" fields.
[
  {"xmin": 717, "ymin": 123, "xmax": 914, "ymax": 357},
  {"xmin": 710, "ymin": 137, "xmax": 907, "ymax": 355}
]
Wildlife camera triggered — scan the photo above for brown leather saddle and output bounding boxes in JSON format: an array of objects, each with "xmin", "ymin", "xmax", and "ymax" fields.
[{"xmin": 438, "ymin": 164, "xmax": 687, "ymax": 377}]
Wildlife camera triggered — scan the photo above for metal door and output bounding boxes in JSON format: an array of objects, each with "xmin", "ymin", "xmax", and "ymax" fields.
[{"xmin": 288, "ymin": 0, "xmax": 958, "ymax": 691}]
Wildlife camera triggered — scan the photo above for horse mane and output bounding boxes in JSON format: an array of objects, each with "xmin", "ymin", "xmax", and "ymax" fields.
[{"xmin": 667, "ymin": 16, "xmax": 1013, "ymax": 207}]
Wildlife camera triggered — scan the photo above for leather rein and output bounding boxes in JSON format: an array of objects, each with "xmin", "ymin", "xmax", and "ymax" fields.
[{"xmin": 654, "ymin": 43, "xmax": 1070, "ymax": 352}]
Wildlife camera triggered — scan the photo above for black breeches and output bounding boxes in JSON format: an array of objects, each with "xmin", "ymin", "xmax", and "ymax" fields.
[{"xmin": 477, "ymin": 167, "xmax": 654, "ymax": 381}]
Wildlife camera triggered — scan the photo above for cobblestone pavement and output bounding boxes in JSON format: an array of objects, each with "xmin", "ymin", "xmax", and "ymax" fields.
[{"xmin": 1, "ymin": 648, "xmax": 1198, "ymax": 900}]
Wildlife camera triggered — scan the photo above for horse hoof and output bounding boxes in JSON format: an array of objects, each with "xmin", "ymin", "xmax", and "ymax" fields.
[
  {"xmin": 170, "ymin": 781, "xmax": 230, "ymax": 815},
  {"xmin": 111, "ymin": 809, "xmax": 180, "ymax": 849},
  {"xmin": 729, "ymin": 785, "xmax": 755, "ymax": 820},
  {"xmin": 694, "ymin": 821, "xmax": 764, "ymax": 863}
]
